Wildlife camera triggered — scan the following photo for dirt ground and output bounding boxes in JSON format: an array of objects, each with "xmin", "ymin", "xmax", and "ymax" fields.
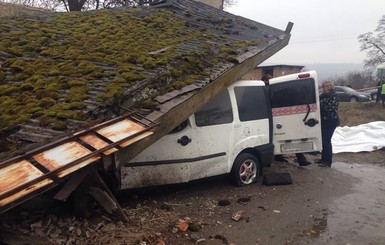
[{"xmin": 1, "ymin": 150, "xmax": 385, "ymax": 245}]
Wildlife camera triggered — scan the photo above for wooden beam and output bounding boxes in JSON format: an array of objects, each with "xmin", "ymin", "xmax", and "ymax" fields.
[
  {"xmin": 91, "ymin": 170, "xmax": 129, "ymax": 222},
  {"xmin": 68, "ymin": 169, "xmax": 129, "ymax": 222},
  {"xmin": 285, "ymin": 22, "xmax": 294, "ymax": 34},
  {"xmin": 53, "ymin": 167, "xmax": 91, "ymax": 201},
  {"xmin": 114, "ymin": 34, "xmax": 291, "ymax": 169}
]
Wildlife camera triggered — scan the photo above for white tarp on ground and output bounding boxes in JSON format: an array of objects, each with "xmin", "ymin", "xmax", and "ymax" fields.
[{"xmin": 332, "ymin": 121, "xmax": 385, "ymax": 153}]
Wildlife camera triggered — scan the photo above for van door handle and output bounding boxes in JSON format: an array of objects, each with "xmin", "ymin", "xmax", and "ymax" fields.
[
  {"xmin": 177, "ymin": 136, "xmax": 191, "ymax": 146},
  {"xmin": 304, "ymin": 118, "xmax": 319, "ymax": 127}
]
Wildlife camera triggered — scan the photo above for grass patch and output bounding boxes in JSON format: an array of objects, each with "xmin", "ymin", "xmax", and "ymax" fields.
[
  {"xmin": 324, "ymin": 102, "xmax": 385, "ymax": 166},
  {"xmin": 338, "ymin": 102, "xmax": 385, "ymax": 127}
]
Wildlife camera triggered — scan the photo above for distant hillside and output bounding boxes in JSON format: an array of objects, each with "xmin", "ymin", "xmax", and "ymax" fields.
[{"xmin": 303, "ymin": 63, "xmax": 364, "ymax": 82}]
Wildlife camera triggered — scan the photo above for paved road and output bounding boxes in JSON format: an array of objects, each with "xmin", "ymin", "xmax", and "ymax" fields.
[
  {"xmin": 1, "ymin": 157, "xmax": 385, "ymax": 245},
  {"xmin": 153, "ymin": 159, "xmax": 385, "ymax": 244}
]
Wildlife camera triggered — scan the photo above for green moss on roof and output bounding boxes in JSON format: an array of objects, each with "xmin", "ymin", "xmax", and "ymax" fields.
[{"xmin": 0, "ymin": 6, "xmax": 263, "ymax": 130}]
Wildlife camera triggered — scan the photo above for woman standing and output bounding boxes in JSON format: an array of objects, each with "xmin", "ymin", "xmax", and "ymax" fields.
[{"xmin": 318, "ymin": 81, "xmax": 340, "ymax": 167}]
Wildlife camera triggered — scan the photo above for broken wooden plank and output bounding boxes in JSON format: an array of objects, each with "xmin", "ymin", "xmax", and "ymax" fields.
[
  {"xmin": 53, "ymin": 167, "xmax": 91, "ymax": 201},
  {"xmin": 154, "ymin": 84, "xmax": 201, "ymax": 103}
]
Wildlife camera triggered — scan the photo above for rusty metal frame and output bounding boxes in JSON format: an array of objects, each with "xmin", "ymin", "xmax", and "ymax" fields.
[
  {"xmin": 0, "ymin": 123, "xmax": 157, "ymax": 202},
  {"xmin": 0, "ymin": 112, "xmax": 157, "ymax": 168},
  {"xmin": 0, "ymin": 163, "xmax": 96, "ymax": 214},
  {"xmin": 0, "ymin": 111, "xmax": 158, "ymax": 214}
]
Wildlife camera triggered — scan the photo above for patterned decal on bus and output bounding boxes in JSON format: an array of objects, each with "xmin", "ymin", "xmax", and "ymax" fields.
[{"xmin": 272, "ymin": 104, "xmax": 318, "ymax": 116}]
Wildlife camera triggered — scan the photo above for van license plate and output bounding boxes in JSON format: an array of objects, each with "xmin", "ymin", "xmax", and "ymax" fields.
[{"xmin": 280, "ymin": 142, "xmax": 313, "ymax": 153}]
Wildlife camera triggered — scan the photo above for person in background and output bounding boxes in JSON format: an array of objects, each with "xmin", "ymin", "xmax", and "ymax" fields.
[
  {"xmin": 262, "ymin": 74, "xmax": 272, "ymax": 86},
  {"xmin": 261, "ymin": 73, "xmax": 312, "ymax": 167},
  {"xmin": 380, "ymin": 81, "xmax": 385, "ymax": 107},
  {"xmin": 375, "ymin": 81, "xmax": 381, "ymax": 103},
  {"xmin": 317, "ymin": 81, "xmax": 340, "ymax": 167}
]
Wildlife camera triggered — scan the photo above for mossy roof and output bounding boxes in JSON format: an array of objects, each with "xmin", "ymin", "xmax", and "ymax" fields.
[{"xmin": 0, "ymin": 0, "xmax": 287, "ymax": 158}]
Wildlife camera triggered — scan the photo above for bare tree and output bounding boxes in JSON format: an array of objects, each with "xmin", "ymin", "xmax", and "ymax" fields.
[
  {"xmin": 102, "ymin": 0, "xmax": 143, "ymax": 9},
  {"xmin": 1, "ymin": 0, "xmax": 158, "ymax": 11},
  {"xmin": 223, "ymin": 0, "xmax": 237, "ymax": 9},
  {"xmin": 1, "ymin": 0, "xmax": 60, "ymax": 10},
  {"xmin": 61, "ymin": 0, "xmax": 143, "ymax": 11},
  {"xmin": 2, "ymin": 0, "xmax": 237, "ymax": 12},
  {"xmin": 63, "ymin": 0, "xmax": 88, "ymax": 11},
  {"xmin": 332, "ymin": 70, "xmax": 374, "ymax": 89},
  {"xmin": 358, "ymin": 15, "xmax": 385, "ymax": 71}
]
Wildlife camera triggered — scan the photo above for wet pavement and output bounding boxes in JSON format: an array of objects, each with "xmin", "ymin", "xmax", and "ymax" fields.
[
  {"xmin": 311, "ymin": 162, "xmax": 385, "ymax": 245},
  {"xmin": 1, "ymin": 159, "xmax": 385, "ymax": 245},
  {"xmin": 155, "ymin": 160, "xmax": 385, "ymax": 244}
]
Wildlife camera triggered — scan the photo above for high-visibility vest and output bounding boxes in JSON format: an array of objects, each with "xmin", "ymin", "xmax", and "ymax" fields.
[{"xmin": 382, "ymin": 84, "xmax": 385, "ymax": 95}]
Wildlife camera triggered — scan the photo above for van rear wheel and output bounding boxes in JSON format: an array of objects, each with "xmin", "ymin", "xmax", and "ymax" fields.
[{"xmin": 231, "ymin": 153, "xmax": 260, "ymax": 186}]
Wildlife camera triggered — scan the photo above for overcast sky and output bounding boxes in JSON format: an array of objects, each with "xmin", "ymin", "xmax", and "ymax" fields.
[{"xmin": 226, "ymin": 0, "xmax": 385, "ymax": 65}]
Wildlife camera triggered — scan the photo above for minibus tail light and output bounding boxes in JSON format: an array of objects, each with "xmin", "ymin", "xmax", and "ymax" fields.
[{"xmin": 298, "ymin": 73, "xmax": 311, "ymax": 79}]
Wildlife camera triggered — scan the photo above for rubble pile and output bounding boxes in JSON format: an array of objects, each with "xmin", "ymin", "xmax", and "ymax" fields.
[{"xmin": 0, "ymin": 190, "xmax": 264, "ymax": 244}]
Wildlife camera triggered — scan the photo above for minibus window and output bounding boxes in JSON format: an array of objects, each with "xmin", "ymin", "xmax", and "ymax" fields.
[
  {"xmin": 234, "ymin": 86, "xmax": 268, "ymax": 121},
  {"xmin": 195, "ymin": 90, "xmax": 233, "ymax": 127},
  {"xmin": 270, "ymin": 78, "xmax": 316, "ymax": 108}
]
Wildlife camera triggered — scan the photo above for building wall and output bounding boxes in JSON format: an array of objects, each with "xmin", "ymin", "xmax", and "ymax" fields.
[
  {"xmin": 271, "ymin": 67, "xmax": 302, "ymax": 78},
  {"xmin": 241, "ymin": 69, "xmax": 263, "ymax": 80},
  {"xmin": 241, "ymin": 66, "xmax": 303, "ymax": 80},
  {"xmin": 195, "ymin": 0, "xmax": 223, "ymax": 9}
]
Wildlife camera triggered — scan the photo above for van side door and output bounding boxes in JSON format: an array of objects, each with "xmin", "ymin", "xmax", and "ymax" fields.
[
  {"xmin": 120, "ymin": 89, "xmax": 234, "ymax": 189},
  {"xmin": 269, "ymin": 71, "xmax": 322, "ymax": 155}
]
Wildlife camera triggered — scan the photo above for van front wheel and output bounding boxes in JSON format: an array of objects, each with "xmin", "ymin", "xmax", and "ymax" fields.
[{"xmin": 231, "ymin": 153, "xmax": 260, "ymax": 186}]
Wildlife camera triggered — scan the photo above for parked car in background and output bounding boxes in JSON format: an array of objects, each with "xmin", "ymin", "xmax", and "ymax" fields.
[
  {"xmin": 334, "ymin": 86, "xmax": 371, "ymax": 102},
  {"xmin": 362, "ymin": 88, "xmax": 379, "ymax": 101}
]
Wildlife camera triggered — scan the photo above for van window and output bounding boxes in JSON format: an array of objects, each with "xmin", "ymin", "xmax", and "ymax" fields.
[
  {"xmin": 195, "ymin": 90, "xmax": 233, "ymax": 127},
  {"xmin": 234, "ymin": 86, "xmax": 268, "ymax": 121},
  {"xmin": 270, "ymin": 78, "xmax": 316, "ymax": 108}
]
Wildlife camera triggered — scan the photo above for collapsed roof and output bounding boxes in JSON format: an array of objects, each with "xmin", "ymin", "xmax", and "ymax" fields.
[{"xmin": 0, "ymin": 0, "xmax": 291, "ymax": 160}]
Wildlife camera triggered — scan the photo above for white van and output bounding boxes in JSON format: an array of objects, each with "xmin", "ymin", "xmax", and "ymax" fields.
[{"xmin": 119, "ymin": 71, "xmax": 322, "ymax": 189}]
